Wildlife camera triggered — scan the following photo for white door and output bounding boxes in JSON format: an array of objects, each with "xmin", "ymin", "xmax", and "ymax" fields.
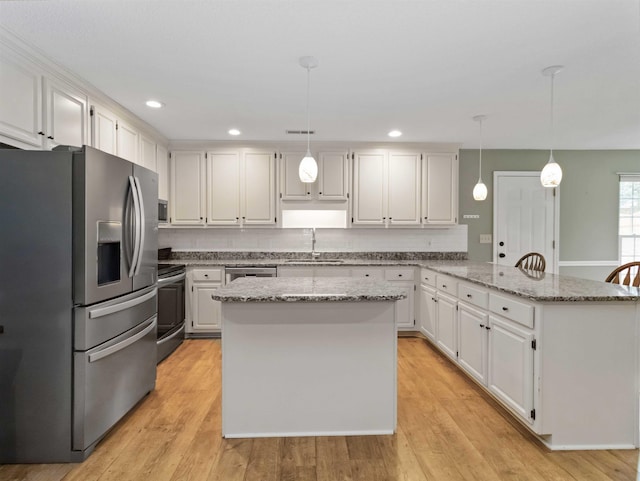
[
  {"xmin": 171, "ymin": 151, "xmax": 205, "ymax": 225},
  {"xmin": 91, "ymin": 104, "xmax": 117, "ymax": 155},
  {"xmin": 422, "ymin": 153, "xmax": 458, "ymax": 225},
  {"xmin": 139, "ymin": 134, "xmax": 157, "ymax": 171},
  {"xmin": 44, "ymin": 77, "xmax": 87, "ymax": 149},
  {"xmin": 242, "ymin": 150, "xmax": 276, "ymax": 225},
  {"xmin": 156, "ymin": 144, "xmax": 169, "ymax": 201},
  {"xmin": 281, "ymin": 151, "xmax": 310, "ymax": 200},
  {"xmin": 317, "ymin": 151, "xmax": 348, "ymax": 201},
  {"xmin": 419, "ymin": 284, "xmax": 437, "ymax": 340},
  {"xmin": 352, "ymin": 150, "xmax": 387, "ymax": 225},
  {"xmin": 458, "ymin": 303, "xmax": 488, "ymax": 385},
  {"xmin": 436, "ymin": 292, "xmax": 457, "ymax": 361},
  {"xmin": 494, "ymin": 172, "xmax": 557, "ymax": 272},
  {"xmin": 116, "ymin": 119, "xmax": 138, "ymax": 163},
  {"xmin": 192, "ymin": 284, "xmax": 222, "ymax": 332}
]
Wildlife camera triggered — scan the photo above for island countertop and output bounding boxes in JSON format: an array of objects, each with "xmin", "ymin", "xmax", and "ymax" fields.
[{"xmin": 211, "ymin": 277, "xmax": 408, "ymax": 302}]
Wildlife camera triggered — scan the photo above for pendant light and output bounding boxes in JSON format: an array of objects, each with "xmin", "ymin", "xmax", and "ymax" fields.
[
  {"xmin": 298, "ymin": 56, "xmax": 318, "ymax": 183},
  {"xmin": 540, "ymin": 65, "xmax": 564, "ymax": 188},
  {"xmin": 472, "ymin": 115, "xmax": 488, "ymax": 201}
]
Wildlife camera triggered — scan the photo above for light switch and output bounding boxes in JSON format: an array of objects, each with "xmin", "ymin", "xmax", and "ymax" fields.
[{"xmin": 479, "ymin": 234, "xmax": 492, "ymax": 244}]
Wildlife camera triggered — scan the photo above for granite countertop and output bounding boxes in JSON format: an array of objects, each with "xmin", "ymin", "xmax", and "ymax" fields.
[
  {"xmin": 419, "ymin": 260, "xmax": 640, "ymax": 302},
  {"xmin": 211, "ymin": 277, "xmax": 408, "ymax": 302}
]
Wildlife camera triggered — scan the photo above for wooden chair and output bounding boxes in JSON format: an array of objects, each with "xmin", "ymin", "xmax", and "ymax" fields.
[
  {"xmin": 605, "ymin": 261, "xmax": 640, "ymax": 287},
  {"xmin": 514, "ymin": 252, "xmax": 546, "ymax": 272}
]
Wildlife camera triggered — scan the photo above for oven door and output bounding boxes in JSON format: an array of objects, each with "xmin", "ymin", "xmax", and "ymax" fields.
[{"xmin": 157, "ymin": 272, "xmax": 186, "ymax": 338}]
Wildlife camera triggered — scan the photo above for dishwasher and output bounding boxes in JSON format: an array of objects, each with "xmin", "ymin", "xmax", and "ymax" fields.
[{"xmin": 225, "ymin": 266, "xmax": 277, "ymax": 284}]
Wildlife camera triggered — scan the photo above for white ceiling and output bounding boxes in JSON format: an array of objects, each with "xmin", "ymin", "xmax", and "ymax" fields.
[{"xmin": 1, "ymin": 0, "xmax": 639, "ymax": 149}]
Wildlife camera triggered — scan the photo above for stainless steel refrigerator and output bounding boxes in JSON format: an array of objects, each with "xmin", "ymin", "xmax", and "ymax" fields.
[{"xmin": 0, "ymin": 145, "xmax": 158, "ymax": 463}]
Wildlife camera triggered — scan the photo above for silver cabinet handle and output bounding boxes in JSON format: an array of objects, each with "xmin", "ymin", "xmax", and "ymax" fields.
[
  {"xmin": 89, "ymin": 288, "xmax": 157, "ymax": 319},
  {"xmin": 89, "ymin": 317, "xmax": 156, "ymax": 363}
]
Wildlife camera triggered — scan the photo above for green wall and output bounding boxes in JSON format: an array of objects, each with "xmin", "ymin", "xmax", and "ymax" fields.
[{"xmin": 459, "ymin": 149, "xmax": 640, "ymax": 279}]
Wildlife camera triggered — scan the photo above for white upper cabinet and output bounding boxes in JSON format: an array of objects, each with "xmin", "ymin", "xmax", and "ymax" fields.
[
  {"xmin": 422, "ymin": 153, "xmax": 458, "ymax": 224},
  {"xmin": 91, "ymin": 103, "xmax": 117, "ymax": 155},
  {"xmin": 353, "ymin": 150, "xmax": 420, "ymax": 226},
  {"xmin": 116, "ymin": 118, "xmax": 138, "ymax": 163},
  {"xmin": 207, "ymin": 150, "xmax": 241, "ymax": 225},
  {"xmin": 171, "ymin": 151, "xmax": 205, "ymax": 225},
  {"xmin": 43, "ymin": 77, "xmax": 87, "ymax": 150},
  {"xmin": 156, "ymin": 144, "xmax": 169, "ymax": 201},
  {"xmin": 387, "ymin": 152, "xmax": 421, "ymax": 225},
  {"xmin": 0, "ymin": 50, "xmax": 43, "ymax": 148},
  {"xmin": 317, "ymin": 151, "xmax": 348, "ymax": 200},
  {"xmin": 243, "ymin": 149, "xmax": 276, "ymax": 225},
  {"xmin": 280, "ymin": 151, "xmax": 310, "ymax": 200},
  {"xmin": 353, "ymin": 150, "xmax": 387, "ymax": 225},
  {"xmin": 139, "ymin": 134, "xmax": 157, "ymax": 172},
  {"xmin": 280, "ymin": 150, "xmax": 348, "ymax": 201}
]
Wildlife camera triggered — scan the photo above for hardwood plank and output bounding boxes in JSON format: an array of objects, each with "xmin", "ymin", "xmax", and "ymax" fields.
[
  {"xmin": 243, "ymin": 437, "xmax": 283, "ymax": 481},
  {"xmin": 206, "ymin": 438, "xmax": 253, "ymax": 481},
  {"xmin": 281, "ymin": 437, "xmax": 316, "ymax": 468}
]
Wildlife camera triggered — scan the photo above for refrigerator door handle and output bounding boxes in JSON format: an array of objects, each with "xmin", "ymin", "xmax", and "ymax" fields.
[
  {"xmin": 124, "ymin": 182, "xmax": 135, "ymax": 274},
  {"xmin": 89, "ymin": 288, "xmax": 157, "ymax": 319},
  {"xmin": 128, "ymin": 175, "xmax": 142, "ymax": 278},
  {"xmin": 132, "ymin": 176, "xmax": 145, "ymax": 276},
  {"xmin": 88, "ymin": 316, "xmax": 156, "ymax": 363}
]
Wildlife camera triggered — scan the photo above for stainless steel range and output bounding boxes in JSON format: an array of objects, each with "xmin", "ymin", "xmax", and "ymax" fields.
[{"xmin": 157, "ymin": 263, "xmax": 186, "ymax": 363}]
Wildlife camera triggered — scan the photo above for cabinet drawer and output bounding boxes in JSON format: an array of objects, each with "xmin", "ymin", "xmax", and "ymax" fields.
[
  {"xmin": 459, "ymin": 283, "xmax": 488, "ymax": 309},
  {"xmin": 384, "ymin": 267, "xmax": 415, "ymax": 281},
  {"xmin": 489, "ymin": 293, "xmax": 534, "ymax": 328},
  {"xmin": 191, "ymin": 268, "xmax": 223, "ymax": 282},
  {"xmin": 436, "ymin": 274, "xmax": 457, "ymax": 296},
  {"xmin": 420, "ymin": 269, "xmax": 437, "ymax": 287},
  {"xmin": 351, "ymin": 267, "xmax": 384, "ymax": 280}
]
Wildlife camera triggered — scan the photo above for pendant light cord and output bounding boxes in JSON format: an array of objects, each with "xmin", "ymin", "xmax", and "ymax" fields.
[
  {"xmin": 306, "ymin": 66, "xmax": 311, "ymax": 154},
  {"xmin": 478, "ymin": 118, "xmax": 483, "ymax": 182},
  {"xmin": 549, "ymin": 72, "xmax": 555, "ymax": 157}
]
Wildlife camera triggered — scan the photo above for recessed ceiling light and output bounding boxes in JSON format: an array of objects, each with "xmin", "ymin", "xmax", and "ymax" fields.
[
  {"xmin": 228, "ymin": 129, "xmax": 241, "ymax": 136},
  {"xmin": 145, "ymin": 100, "xmax": 164, "ymax": 108},
  {"xmin": 388, "ymin": 130, "xmax": 402, "ymax": 138}
]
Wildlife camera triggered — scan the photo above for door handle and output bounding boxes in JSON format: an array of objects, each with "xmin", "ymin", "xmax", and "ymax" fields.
[{"xmin": 499, "ymin": 253, "xmax": 506, "ymax": 258}]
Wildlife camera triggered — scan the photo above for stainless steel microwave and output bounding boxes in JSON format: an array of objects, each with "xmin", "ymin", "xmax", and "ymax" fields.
[{"xmin": 158, "ymin": 200, "xmax": 168, "ymax": 222}]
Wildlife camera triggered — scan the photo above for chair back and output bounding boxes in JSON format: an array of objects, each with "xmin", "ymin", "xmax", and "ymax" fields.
[
  {"xmin": 514, "ymin": 252, "xmax": 546, "ymax": 272},
  {"xmin": 605, "ymin": 262, "xmax": 640, "ymax": 287}
]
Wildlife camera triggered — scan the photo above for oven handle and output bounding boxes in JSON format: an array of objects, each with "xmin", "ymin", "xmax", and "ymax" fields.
[
  {"xmin": 158, "ymin": 272, "xmax": 186, "ymax": 286},
  {"xmin": 89, "ymin": 288, "xmax": 157, "ymax": 319},
  {"xmin": 88, "ymin": 317, "xmax": 156, "ymax": 363},
  {"xmin": 157, "ymin": 323, "xmax": 185, "ymax": 345}
]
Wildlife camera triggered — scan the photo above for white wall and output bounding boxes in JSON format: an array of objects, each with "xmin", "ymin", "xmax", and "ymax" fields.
[{"xmin": 159, "ymin": 225, "xmax": 467, "ymax": 253}]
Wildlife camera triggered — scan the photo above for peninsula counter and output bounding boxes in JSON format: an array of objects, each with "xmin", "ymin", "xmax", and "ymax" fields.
[{"xmin": 212, "ymin": 277, "xmax": 406, "ymax": 439}]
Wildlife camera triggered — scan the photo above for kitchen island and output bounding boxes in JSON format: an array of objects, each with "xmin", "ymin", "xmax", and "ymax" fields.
[{"xmin": 211, "ymin": 277, "xmax": 406, "ymax": 439}]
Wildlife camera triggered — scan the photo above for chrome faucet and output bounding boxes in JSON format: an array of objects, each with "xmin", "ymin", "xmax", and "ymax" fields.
[{"xmin": 311, "ymin": 228, "xmax": 320, "ymax": 258}]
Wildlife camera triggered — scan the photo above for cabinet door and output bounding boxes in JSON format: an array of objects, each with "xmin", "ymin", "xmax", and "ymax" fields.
[
  {"xmin": 43, "ymin": 77, "xmax": 87, "ymax": 149},
  {"xmin": 242, "ymin": 150, "xmax": 276, "ymax": 225},
  {"xmin": 436, "ymin": 292, "xmax": 457, "ymax": 360},
  {"xmin": 276, "ymin": 267, "xmax": 314, "ymax": 277},
  {"xmin": 419, "ymin": 284, "xmax": 437, "ymax": 340},
  {"xmin": 281, "ymin": 151, "xmax": 310, "ymax": 200},
  {"xmin": 192, "ymin": 283, "xmax": 222, "ymax": 332},
  {"xmin": 458, "ymin": 303, "xmax": 488, "ymax": 385},
  {"xmin": 156, "ymin": 144, "xmax": 169, "ymax": 201},
  {"xmin": 171, "ymin": 151, "xmax": 205, "ymax": 225},
  {"xmin": 139, "ymin": 134, "xmax": 157, "ymax": 172},
  {"xmin": 487, "ymin": 315, "xmax": 535, "ymax": 423},
  {"xmin": 318, "ymin": 151, "xmax": 348, "ymax": 200},
  {"xmin": 91, "ymin": 103, "xmax": 117, "ymax": 155},
  {"xmin": 387, "ymin": 152, "xmax": 421, "ymax": 225},
  {"xmin": 207, "ymin": 151, "xmax": 241, "ymax": 225},
  {"xmin": 390, "ymin": 280, "xmax": 415, "ymax": 330},
  {"xmin": 422, "ymin": 153, "xmax": 458, "ymax": 225},
  {"xmin": 116, "ymin": 119, "xmax": 138, "ymax": 163},
  {"xmin": 352, "ymin": 151, "xmax": 387, "ymax": 225},
  {"xmin": 0, "ymin": 51, "xmax": 43, "ymax": 147}
]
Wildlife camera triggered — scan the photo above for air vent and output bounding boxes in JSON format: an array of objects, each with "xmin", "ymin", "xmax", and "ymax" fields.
[{"xmin": 286, "ymin": 130, "xmax": 315, "ymax": 135}]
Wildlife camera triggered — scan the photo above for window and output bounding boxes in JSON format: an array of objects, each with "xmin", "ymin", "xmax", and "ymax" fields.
[{"xmin": 619, "ymin": 175, "xmax": 640, "ymax": 263}]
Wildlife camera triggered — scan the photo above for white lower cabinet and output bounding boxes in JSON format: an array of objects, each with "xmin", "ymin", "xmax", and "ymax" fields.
[
  {"xmin": 457, "ymin": 302, "xmax": 488, "ymax": 385},
  {"xmin": 435, "ymin": 292, "xmax": 457, "ymax": 360},
  {"xmin": 186, "ymin": 268, "xmax": 225, "ymax": 335},
  {"xmin": 487, "ymin": 314, "xmax": 535, "ymax": 423},
  {"xmin": 418, "ymin": 284, "xmax": 436, "ymax": 340}
]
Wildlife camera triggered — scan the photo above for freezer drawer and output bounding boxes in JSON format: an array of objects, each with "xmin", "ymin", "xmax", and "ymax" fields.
[
  {"xmin": 74, "ymin": 286, "xmax": 157, "ymax": 350},
  {"xmin": 73, "ymin": 316, "xmax": 157, "ymax": 451}
]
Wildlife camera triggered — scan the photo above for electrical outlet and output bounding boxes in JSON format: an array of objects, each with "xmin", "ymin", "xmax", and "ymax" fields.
[
  {"xmin": 479, "ymin": 234, "xmax": 492, "ymax": 244},
  {"xmin": 463, "ymin": 214, "xmax": 480, "ymax": 219}
]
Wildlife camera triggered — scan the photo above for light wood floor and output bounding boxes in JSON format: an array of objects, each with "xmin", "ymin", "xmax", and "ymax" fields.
[{"xmin": 2, "ymin": 338, "xmax": 639, "ymax": 481}]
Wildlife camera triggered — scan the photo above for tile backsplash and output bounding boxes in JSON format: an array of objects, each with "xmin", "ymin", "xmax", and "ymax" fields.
[{"xmin": 159, "ymin": 225, "xmax": 467, "ymax": 253}]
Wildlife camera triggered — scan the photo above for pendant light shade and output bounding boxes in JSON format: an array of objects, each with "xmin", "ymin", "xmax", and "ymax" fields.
[
  {"xmin": 298, "ymin": 56, "xmax": 318, "ymax": 183},
  {"xmin": 472, "ymin": 115, "xmax": 487, "ymax": 201},
  {"xmin": 541, "ymin": 65, "xmax": 563, "ymax": 188}
]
